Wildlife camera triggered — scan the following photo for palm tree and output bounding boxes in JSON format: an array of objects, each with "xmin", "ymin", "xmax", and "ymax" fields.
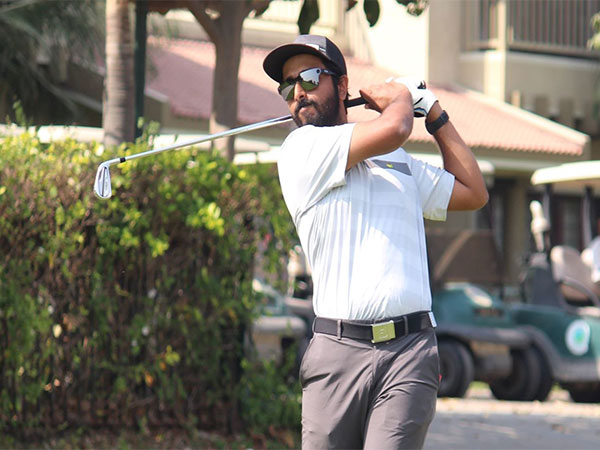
[
  {"xmin": 103, "ymin": 0, "xmax": 135, "ymax": 146},
  {"xmin": 0, "ymin": 0, "xmax": 101, "ymax": 124}
]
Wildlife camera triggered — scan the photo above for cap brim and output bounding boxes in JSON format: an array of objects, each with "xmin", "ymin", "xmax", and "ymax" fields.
[{"xmin": 263, "ymin": 43, "xmax": 332, "ymax": 83}]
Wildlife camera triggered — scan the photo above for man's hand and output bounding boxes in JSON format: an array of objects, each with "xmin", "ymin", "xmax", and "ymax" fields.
[
  {"xmin": 359, "ymin": 81, "xmax": 412, "ymax": 114},
  {"xmin": 387, "ymin": 77, "xmax": 437, "ymax": 118}
]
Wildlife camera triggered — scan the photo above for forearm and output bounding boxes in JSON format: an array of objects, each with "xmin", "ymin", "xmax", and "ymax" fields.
[
  {"xmin": 347, "ymin": 86, "xmax": 413, "ymax": 170},
  {"xmin": 373, "ymin": 96, "xmax": 414, "ymax": 148},
  {"xmin": 427, "ymin": 102, "xmax": 489, "ymax": 210}
]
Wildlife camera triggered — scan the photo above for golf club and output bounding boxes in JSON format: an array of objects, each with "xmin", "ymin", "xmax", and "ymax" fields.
[{"xmin": 94, "ymin": 97, "xmax": 367, "ymax": 199}]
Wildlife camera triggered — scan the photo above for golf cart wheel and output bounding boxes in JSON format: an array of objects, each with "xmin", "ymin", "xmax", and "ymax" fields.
[
  {"xmin": 437, "ymin": 340, "xmax": 474, "ymax": 398},
  {"xmin": 489, "ymin": 346, "xmax": 541, "ymax": 401},
  {"xmin": 565, "ymin": 383, "xmax": 600, "ymax": 403},
  {"xmin": 531, "ymin": 346, "xmax": 553, "ymax": 402}
]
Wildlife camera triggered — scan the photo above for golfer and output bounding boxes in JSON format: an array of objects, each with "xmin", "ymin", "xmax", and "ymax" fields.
[{"xmin": 263, "ymin": 35, "xmax": 488, "ymax": 449}]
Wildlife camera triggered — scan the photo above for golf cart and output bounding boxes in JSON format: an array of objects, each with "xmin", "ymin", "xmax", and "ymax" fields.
[
  {"xmin": 430, "ymin": 161, "xmax": 600, "ymax": 402},
  {"xmin": 426, "ymin": 230, "xmax": 552, "ymax": 400},
  {"xmin": 512, "ymin": 161, "xmax": 600, "ymax": 403},
  {"xmin": 282, "ymin": 245, "xmax": 316, "ymax": 343},
  {"xmin": 250, "ymin": 278, "xmax": 308, "ymax": 368}
]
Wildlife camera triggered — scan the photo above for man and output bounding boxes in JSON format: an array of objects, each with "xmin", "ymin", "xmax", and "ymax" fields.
[{"xmin": 263, "ymin": 35, "xmax": 488, "ymax": 449}]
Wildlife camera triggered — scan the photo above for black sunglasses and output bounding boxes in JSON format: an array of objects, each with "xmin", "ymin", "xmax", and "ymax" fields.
[{"xmin": 278, "ymin": 67, "xmax": 338, "ymax": 101}]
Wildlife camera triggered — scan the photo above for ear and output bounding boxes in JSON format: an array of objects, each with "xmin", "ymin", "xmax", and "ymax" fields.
[{"xmin": 337, "ymin": 75, "xmax": 349, "ymax": 101}]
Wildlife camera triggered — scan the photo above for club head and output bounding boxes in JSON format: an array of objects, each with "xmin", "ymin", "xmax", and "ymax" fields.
[{"xmin": 94, "ymin": 163, "xmax": 112, "ymax": 199}]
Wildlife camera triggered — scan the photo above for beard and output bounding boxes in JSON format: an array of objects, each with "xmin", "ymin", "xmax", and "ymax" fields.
[{"xmin": 292, "ymin": 85, "xmax": 341, "ymax": 128}]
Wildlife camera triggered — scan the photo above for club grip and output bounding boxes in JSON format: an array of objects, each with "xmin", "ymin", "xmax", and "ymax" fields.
[{"xmin": 345, "ymin": 97, "xmax": 367, "ymax": 108}]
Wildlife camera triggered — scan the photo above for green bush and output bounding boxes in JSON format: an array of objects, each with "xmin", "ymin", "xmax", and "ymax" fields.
[
  {"xmin": 0, "ymin": 130, "xmax": 298, "ymax": 436},
  {"xmin": 239, "ymin": 349, "xmax": 302, "ymax": 436}
]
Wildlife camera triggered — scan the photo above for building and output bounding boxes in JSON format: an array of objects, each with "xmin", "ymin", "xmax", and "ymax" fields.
[
  {"xmin": 136, "ymin": 0, "xmax": 594, "ymax": 290},
  {"xmin": 8, "ymin": 0, "xmax": 596, "ymax": 290}
]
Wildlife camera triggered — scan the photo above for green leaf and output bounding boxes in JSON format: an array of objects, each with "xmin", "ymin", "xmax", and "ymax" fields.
[
  {"xmin": 400, "ymin": 0, "xmax": 429, "ymax": 17},
  {"xmin": 144, "ymin": 231, "xmax": 170, "ymax": 258},
  {"xmin": 253, "ymin": 2, "xmax": 270, "ymax": 17},
  {"xmin": 364, "ymin": 0, "xmax": 381, "ymax": 27}
]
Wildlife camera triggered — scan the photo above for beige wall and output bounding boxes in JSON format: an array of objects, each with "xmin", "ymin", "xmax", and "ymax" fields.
[
  {"xmin": 360, "ymin": 0, "xmax": 429, "ymax": 78},
  {"xmin": 458, "ymin": 51, "xmax": 507, "ymax": 100},
  {"xmin": 504, "ymin": 53, "xmax": 599, "ymax": 134},
  {"xmin": 427, "ymin": 0, "xmax": 463, "ymax": 85},
  {"xmin": 459, "ymin": 51, "xmax": 600, "ymax": 135}
]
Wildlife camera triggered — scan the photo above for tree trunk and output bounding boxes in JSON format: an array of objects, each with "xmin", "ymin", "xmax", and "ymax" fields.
[
  {"xmin": 0, "ymin": 81, "xmax": 8, "ymax": 120},
  {"xmin": 210, "ymin": 4, "xmax": 246, "ymax": 161},
  {"xmin": 103, "ymin": 0, "xmax": 135, "ymax": 146}
]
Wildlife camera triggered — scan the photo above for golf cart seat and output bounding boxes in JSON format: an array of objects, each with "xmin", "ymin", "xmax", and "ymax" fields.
[
  {"xmin": 581, "ymin": 237, "xmax": 600, "ymax": 285},
  {"xmin": 550, "ymin": 245, "xmax": 600, "ymax": 308}
]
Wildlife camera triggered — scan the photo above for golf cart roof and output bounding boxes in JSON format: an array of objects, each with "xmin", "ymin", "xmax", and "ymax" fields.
[{"xmin": 531, "ymin": 161, "xmax": 600, "ymax": 190}]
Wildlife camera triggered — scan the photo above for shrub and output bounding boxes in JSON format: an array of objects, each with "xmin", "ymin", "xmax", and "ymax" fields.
[{"xmin": 0, "ymin": 129, "xmax": 298, "ymax": 436}]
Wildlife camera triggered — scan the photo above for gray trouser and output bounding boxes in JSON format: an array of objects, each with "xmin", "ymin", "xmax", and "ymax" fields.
[{"xmin": 299, "ymin": 327, "xmax": 439, "ymax": 450}]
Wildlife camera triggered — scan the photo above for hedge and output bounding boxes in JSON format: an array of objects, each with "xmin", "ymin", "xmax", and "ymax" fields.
[{"xmin": 0, "ymin": 129, "xmax": 299, "ymax": 437}]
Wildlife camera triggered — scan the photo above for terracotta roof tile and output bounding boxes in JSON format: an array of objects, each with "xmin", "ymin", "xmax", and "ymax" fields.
[{"xmin": 147, "ymin": 37, "xmax": 586, "ymax": 156}]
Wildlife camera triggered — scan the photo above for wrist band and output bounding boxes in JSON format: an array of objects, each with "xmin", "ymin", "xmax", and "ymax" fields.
[{"xmin": 426, "ymin": 110, "xmax": 449, "ymax": 135}]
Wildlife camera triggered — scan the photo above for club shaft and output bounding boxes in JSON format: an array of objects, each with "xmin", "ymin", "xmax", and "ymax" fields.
[
  {"xmin": 120, "ymin": 115, "xmax": 292, "ymax": 164},
  {"xmin": 105, "ymin": 97, "xmax": 367, "ymax": 166},
  {"xmin": 94, "ymin": 97, "xmax": 367, "ymax": 199}
]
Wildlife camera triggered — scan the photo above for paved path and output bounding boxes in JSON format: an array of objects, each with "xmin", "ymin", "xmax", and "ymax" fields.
[{"xmin": 424, "ymin": 387, "xmax": 600, "ymax": 449}]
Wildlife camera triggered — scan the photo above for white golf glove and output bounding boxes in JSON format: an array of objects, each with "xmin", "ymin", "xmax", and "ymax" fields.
[{"xmin": 386, "ymin": 76, "xmax": 437, "ymax": 118}]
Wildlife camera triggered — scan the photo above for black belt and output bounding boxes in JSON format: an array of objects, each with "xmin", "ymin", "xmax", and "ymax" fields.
[{"xmin": 313, "ymin": 311, "xmax": 433, "ymax": 343}]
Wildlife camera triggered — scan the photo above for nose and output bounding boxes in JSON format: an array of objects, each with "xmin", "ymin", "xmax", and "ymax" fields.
[{"xmin": 293, "ymin": 81, "xmax": 307, "ymax": 102}]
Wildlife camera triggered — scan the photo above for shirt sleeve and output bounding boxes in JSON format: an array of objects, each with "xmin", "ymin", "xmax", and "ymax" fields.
[
  {"xmin": 277, "ymin": 123, "xmax": 355, "ymax": 224},
  {"xmin": 406, "ymin": 153, "xmax": 455, "ymax": 221}
]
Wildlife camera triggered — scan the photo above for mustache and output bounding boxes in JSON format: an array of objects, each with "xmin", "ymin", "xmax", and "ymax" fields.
[{"xmin": 295, "ymin": 99, "xmax": 316, "ymax": 116}]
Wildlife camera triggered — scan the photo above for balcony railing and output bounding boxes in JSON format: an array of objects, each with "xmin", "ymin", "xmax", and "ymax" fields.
[{"xmin": 468, "ymin": 0, "xmax": 600, "ymax": 58}]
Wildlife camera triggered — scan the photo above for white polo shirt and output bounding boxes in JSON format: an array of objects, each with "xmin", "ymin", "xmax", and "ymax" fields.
[{"xmin": 277, "ymin": 123, "xmax": 454, "ymax": 321}]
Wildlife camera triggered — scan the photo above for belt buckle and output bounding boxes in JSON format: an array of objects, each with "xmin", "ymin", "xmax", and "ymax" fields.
[{"xmin": 371, "ymin": 320, "xmax": 396, "ymax": 343}]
